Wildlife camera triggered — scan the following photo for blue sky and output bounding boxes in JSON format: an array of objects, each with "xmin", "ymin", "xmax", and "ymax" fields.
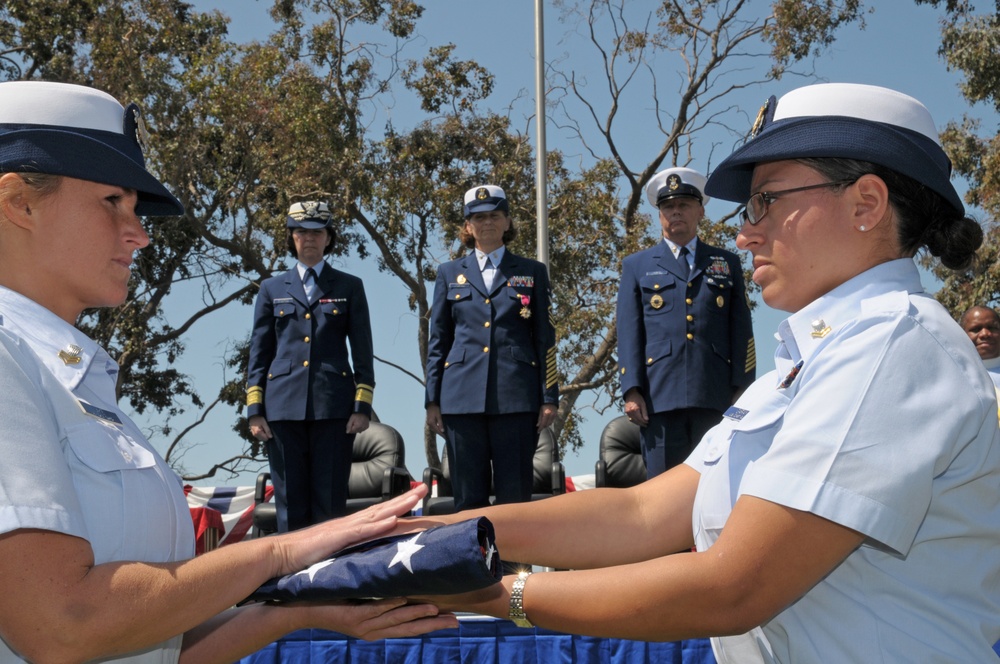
[{"xmin": 170, "ymin": 1, "xmax": 993, "ymax": 484}]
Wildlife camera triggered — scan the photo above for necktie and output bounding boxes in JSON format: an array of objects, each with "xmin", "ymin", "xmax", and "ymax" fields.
[
  {"xmin": 483, "ymin": 256, "xmax": 496, "ymax": 291},
  {"xmin": 678, "ymin": 246, "xmax": 691, "ymax": 279},
  {"xmin": 304, "ymin": 267, "xmax": 318, "ymax": 302}
]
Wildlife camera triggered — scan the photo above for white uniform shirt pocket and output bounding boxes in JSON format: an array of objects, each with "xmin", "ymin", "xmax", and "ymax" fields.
[
  {"xmin": 691, "ymin": 378, "xmax": 791, "ymax": 551},
  {"xmin": 63, "ymin": 421, "xmax": 181, "ymax": 564},
  {"xmin": 67, "ymin": 421, "xmax": 157, "ymax": 471}
]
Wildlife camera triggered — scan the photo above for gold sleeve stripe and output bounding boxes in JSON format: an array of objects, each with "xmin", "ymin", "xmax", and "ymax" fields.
[
  {"xmin": 745, "ymin": 337, "xmax": 757, "ymax": 372},
  {"xmin": 355, "ymin": 384, "xmax": 374, "ymax": 404},
  {"xmin": 546, "ymin": 347, "xmax": 558, "ymax": 389},
  {"xmin": 246, "ymin": 386, "xmax": 264, "ymax": 406}
]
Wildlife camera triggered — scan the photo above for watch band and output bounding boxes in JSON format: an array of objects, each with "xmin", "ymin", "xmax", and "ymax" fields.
[{"xmin": 508, "ymin": 570, "xmax": 533, "ymax": 628}]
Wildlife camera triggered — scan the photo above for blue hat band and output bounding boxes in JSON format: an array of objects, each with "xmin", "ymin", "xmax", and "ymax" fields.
[
  {"xmin": 464, "ymin": 196, "xmax": 509, "ymax": 217},
  {"xmin": 656, "ymin": 183, "xmax": 703, "ymax": 204},
  {"xmin": 287, "ymin": 217, "xmax": 332, "ymax": 230},
  {"xmin": 705, "ymin": 116, "xmax": 962, "ymax": 214},
  {"xmin": 0, "ymin": 124, "xmax": 182, "ymax": 216}
]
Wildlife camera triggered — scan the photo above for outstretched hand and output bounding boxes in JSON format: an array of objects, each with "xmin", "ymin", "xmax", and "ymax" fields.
[
  {"xmin": 268, "ymin": 484, "xmax": 429, "ymax": 578},
  {"xmin": 408, "ymin": 577, "xmax": 510, "ymax": 621},
  {"xmin": 290, "ymin": 598, "xmax": 459, "ymax": 641}
]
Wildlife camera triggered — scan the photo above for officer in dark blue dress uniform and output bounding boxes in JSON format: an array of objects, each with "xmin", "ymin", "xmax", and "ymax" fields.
[
  {"xmin": 425, "ymin": 185, "xmax": 559, "ymax": 510},
  {"xmin": 247, "ymin": 201, "xmax": 375, "ymax": 532},
  {"xmin": 616, "ymin": 167, "xmax": 755, "ymax": 478}
]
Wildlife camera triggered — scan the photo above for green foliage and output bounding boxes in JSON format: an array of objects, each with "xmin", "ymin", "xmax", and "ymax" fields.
[
  {"xmin": 403, "ymin": 44, "xmax": 494, "ymax": 113},
  {"xmin": 764, "ymin": 1, "xmax": 867, "ymax": 75},
  {"xmin": 920, "ymin": 3, "xmax": 1000, "ymax": 320},
  {"xmin": 0, "ymin": 0, "xmax": 884, "ymax": 476}
]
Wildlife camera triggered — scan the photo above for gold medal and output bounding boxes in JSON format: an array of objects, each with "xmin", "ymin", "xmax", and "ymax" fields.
[
  {"xmin": 457, "ymin": 274, "xmax": 467, "ymax": 284},
  {"xmin": 716, "ymin": 295, "xmax": 724, "ymax": 308},
  {"xmin": 520, "ymin": 306, "xmax": 532, "ymax": 319},
  {"xmin": 650, "ymin": 294, "xmax": 664, "ymax": 310}
]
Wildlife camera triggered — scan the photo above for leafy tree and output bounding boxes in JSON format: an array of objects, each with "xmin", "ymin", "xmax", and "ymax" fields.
[
  {"xmin": 914, "ymin": 1, "xmax": 1000, "ymax": 317},
  {"xmin": 0, "ymin": 0, "xmax": 894, "ymax": 478},
  {"xmin": 0, "ymin": 0, "xmax": 534, "ymax": 475},
  {"xmin": 524, "ymin": 0, "xmax": 868, "ymax": 450},
  {"xmin": 351, "ymin": 0, "xmax": 871, "ymax": 460}
]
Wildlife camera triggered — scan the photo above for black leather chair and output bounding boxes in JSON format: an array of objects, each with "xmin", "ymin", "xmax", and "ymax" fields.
[
  {"xmin": 421, "ymin": 426, "xmax": 566, "ymax": 515},
  {"xmin": 252, "ymin": 422, "xmax": 411, "ymax": 536},
  {"xmin": 594, "ymin": 415, "xmax": 646, "ymax": 488}
]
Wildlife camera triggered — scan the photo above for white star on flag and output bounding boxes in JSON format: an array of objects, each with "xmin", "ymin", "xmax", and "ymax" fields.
[
  {"xmin": 484, "ymin": 542, "xmax": 496, "ymax": 571},
  {"xmin": 296, "ymin": 558, "xmax": 336, "ymax": 582},
  {"xmin": 388, "ymin": 533, "xmax": 425, "ymax": 573}
]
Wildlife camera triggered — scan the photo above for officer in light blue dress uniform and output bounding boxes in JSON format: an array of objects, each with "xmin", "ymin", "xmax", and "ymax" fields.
[
  {"xmin": 617, "ymin": 167, "xmax": 756, "ymax": 478},
  {"xmin": 691, "ymin": 83, "xmax": 1000, "ymax": 662},
  {"xmin": 0, "ymin": 80, "xmax": 455, "ymax": 664},
  {"xmin": 425, "ymin": 185, "xmax": 558, "ymax": 510},
  {"xmin": 0, "ymin": 81, "xmax": 192, "ymax": 662},
  {"xmin": 247, "ymin": 202, "xmax": 375, "ymax": 532}
]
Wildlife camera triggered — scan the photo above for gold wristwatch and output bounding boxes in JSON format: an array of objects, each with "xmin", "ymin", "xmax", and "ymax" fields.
[{"xmin": 508, "ymin": 570, "xmax": 533, "ymax": 628}]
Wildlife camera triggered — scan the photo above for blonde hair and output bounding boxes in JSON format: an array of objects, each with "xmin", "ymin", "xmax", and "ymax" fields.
[{"xmin": 0, "ymin": 172, "xmax": 62, "ymax": 217}]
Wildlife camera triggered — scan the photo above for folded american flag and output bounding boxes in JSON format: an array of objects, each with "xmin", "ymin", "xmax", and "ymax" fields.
[{"xmin": 248, "ymin": 517, "xmax": 501, "ymax": 601}]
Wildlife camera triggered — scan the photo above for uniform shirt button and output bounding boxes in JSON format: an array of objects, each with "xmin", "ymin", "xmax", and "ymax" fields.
[
  {"xmin": 647, "ymin": 357, "xmax": 653, "ymax": 364},
  {"xmin": 342, "ymin": 371, "xmax": 348, "ymax": 376},
  {"xmin": 485, "ymin": 298, "xmax": 491, "ymax": 304},
  {"xmin": 686, "ymin": 315, "xmax": 693, "ymax": 322},
  {"xmin": 686, "ymin": 333, "xmax": 694, "ymax": 340},
  {"xmin": 687, "ymin": 281, "xmax": 693, "ymax": 287},
  {"xmin": 303, "ymin": 360, "xmax": 309, "ymax": 367},
  {"xmin": 483, "ymin": 346, "xmax": 490, "ymax": 353},
  {"xmin": 455, "ymin": 294, "xmax": 462, "ymax": 300},
  {"xmin": 278, "ymin": 309, "xmax": 285, "ymax": 316},
  {"xmin": 484, "ymin": 321, "xmax": 491, "ymax": 328},
  {"xmin": 305, "ymin": 313, "xmax": 311, "ymax": 320},
  {"xmin": 304, "ymin": 336, "xmax": 310, "ymax": 343},
  {"xmin": 268, "ymin": 373, "xmax": 273, "ymax": 379},
  {"xmin": 686, "ymin": 298, "xmax": 693, "ymax": 305},
  {"xmin": 444, "ymin": 361, "xmax": 450, "ymax": 368},
  {"xmin": 653, "ymin": 283, "xmax": 660, "ymax": 289}
]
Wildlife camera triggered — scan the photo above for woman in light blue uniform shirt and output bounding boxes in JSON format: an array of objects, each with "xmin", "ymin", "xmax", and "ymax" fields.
[
  {"xmin": 406, "ymin": 83, "xmax": 1000, "ymax": 663},
  {"xmin": 0, "ymin": 81, "xmax": 454, "ymax": 663}
]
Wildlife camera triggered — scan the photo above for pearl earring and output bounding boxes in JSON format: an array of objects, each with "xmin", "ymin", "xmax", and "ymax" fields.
[{"xmin": 859, "ymin": 225, "xmax": 867, "ymax": 232}]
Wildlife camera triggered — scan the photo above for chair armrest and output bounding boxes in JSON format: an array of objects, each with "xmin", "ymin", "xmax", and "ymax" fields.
[
  {"xmin": 421, "ymin": 466, "xmax": 447, "ymax": 513},
  {"xmin": 380, "ymin": 466, "xmax": 413, "ymax": 501},
  {"xmin": 551, "ymin": 461, "xmax": 566, "ymax": 495},
  {"xmin": 595, "ymin": 459, "xmax": 607, "ymax": 488},
  {"xmin": 254, "ymin": 472, "xmax": 271, "ymax": 504},
  {"xmin": 422, "ymin": 466, "xmax": 445, "ymax": 489}
]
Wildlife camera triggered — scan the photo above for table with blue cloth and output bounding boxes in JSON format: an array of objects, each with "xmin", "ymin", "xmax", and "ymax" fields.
[{"xmin": 239, "ymin": 616, "xmax": 716, "ymax": 663}]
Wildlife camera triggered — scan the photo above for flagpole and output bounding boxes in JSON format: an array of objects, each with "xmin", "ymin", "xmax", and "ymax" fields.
[
  {"xmin": 534, "ymin": 0, "xmax": 549, "ymax": 270},
  {"xmin": 534, "ymin": 0, "xmax": 561, "ymax": 492}
]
